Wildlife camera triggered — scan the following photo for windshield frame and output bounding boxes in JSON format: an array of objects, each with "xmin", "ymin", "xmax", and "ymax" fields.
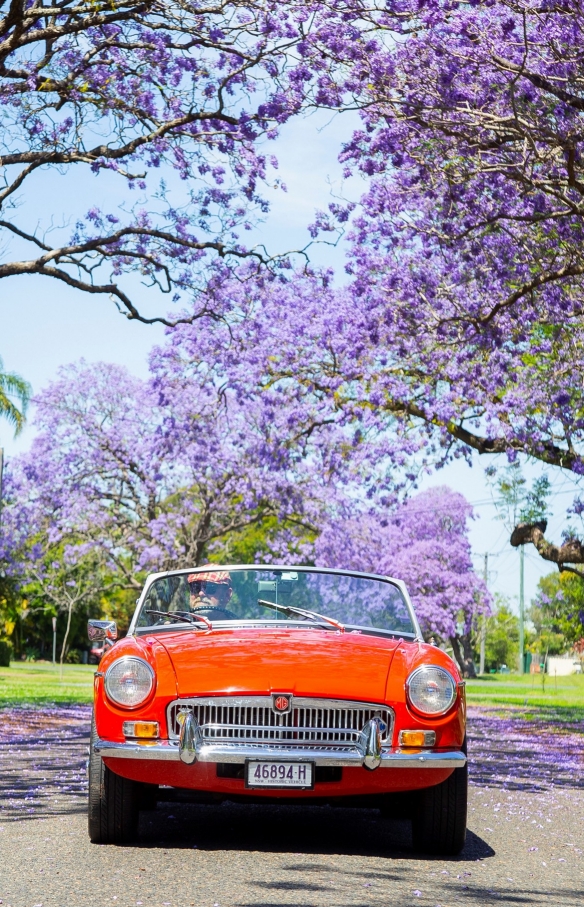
[{"xmin": 128, "ymin": 564, "xmax": 422, "ymax": 640}]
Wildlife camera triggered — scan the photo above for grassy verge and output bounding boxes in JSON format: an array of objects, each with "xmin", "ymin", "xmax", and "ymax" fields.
[
  {"xmin": 466, "ymin": 672, "xmax": 584, "ymax": 712},
  {"xmin": 0, "ymin": 661, "xmax": 94, "ymax": 706},
  {"xmin": 1, "ymin": 661, "xmax": 583, "ymax": 714}
]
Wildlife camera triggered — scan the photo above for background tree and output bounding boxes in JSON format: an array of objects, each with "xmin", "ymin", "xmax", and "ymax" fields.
[
  {"xmin": 312, "ymin": 486, "xmax": 489, "ymax": 677},
  {"xmin": 0, "ymin": 356, "xmax": 30, "ymax": 437},
  {"xmin": 531, "ymin": 572, "xmax": 584, "ymax": 658},
  {"xmin": 1, "ymin": 334, "xmax": 489, "ymax": 664},
  {"xmin": 0, "ymin": 572, "xmax": 18, "ymax": 664},
  {"xmin": 22, "ymin": 549, "xmax": 105, "ymax": 676},
  {"xmin": 0, "ymin": 0, "xmax": 376, "ymax": 324},
  {"xmin": 301, "ymin": 0, "xmax": 584, "ymax": 573},
  {"xmin": 0, "ymin": 354, "xmax": 351, "ymax": 590},
  {"xmin": 481, "ymin": 597, "xmax": 520, "ymax": 675}
]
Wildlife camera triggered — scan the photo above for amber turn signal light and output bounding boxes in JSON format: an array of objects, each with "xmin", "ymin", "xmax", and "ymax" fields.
[
  {"xmin": 122, "ymin": 721, "xmax": 159, "ymax": 739},
  {"xmin": 399, "ymin": 730, "xmax": 436, "ymax": 747}
]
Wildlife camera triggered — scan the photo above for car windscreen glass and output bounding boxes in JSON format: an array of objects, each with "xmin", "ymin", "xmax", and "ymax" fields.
[{"xmin": 136, "ymin": 569, "xmax": 415, "ymax": 635}]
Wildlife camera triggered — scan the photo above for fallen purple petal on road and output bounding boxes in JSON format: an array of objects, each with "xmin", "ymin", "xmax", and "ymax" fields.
[{"xmin": 0, "ymin": 703, "xmax": 582, "ymax": 823}]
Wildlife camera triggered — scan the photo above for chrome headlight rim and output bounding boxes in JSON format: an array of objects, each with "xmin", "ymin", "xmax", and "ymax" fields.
[
  {"xmin": 104, "ymin": 656, "xmax": 155, "ymax": 710},
  {"xmin": 405, "ymin": 665, "xmax": 457, "ymax": 718}
]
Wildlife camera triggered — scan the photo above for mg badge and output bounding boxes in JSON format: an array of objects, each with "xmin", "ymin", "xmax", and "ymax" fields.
[{"xmin": 272, "ymin": 693, "xmax": 293, "ymax": 714}]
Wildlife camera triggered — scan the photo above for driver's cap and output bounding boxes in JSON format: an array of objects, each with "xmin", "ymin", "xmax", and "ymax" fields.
[{"xmin": 187, "ymin": 568, "xmax": 231, "ymax": 586}]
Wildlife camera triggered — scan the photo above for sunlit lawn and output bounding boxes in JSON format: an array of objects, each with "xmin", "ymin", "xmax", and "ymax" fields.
[
  {"xmin": 1, "ymin": 660, "xmax": 583, "ymax": 713},
  {"xmin": 467, "ymin": 672, "xmax": 584, "ymax": 711},
  {"xmin": 0, "ymin": 661, "xmax": 94, "ymax": 706}
]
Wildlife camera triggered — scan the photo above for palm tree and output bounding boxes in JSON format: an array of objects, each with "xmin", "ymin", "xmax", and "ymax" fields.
[{"xmin": 0, "ymin": 356, "xmax": 31, "ymax": 436}]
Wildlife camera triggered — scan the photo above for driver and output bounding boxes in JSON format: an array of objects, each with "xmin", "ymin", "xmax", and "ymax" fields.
[{"xmin": 187, "ymin": 569, "xmax": 233, "ymax": 614}]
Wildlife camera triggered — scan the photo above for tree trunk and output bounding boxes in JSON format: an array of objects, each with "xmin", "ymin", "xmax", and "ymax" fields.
[
  {"xmin": 59, "ymin": 599, "xmax": 74, "ymax": 681},
  {"xmin": 449, "ymin": 633, "xmax": 477, "ymax": 679}
]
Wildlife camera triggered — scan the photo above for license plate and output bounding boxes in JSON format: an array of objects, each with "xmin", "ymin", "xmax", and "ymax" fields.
[{"xmin": 245, "ymin": 760, "xmax": 314, "ymax": 789}]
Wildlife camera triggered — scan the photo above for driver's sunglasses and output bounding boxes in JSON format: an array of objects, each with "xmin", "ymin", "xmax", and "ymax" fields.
[{"xmin": 190, "ymin": 581, "xmax": 226, "ymax": 594}]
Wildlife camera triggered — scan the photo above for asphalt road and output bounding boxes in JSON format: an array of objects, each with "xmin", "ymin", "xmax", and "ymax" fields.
[{"xmin": 0, "ymin": 706, "xmax": 582, "ymax": 907}]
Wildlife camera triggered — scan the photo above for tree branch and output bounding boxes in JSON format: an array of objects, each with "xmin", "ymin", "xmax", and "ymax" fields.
[
  {"xmin": 510, "ymin": 521, "xmax": 584, "ymax": 567},
  {"xmin": 385, "ymin": 399, "xmax": 583, "ymax": 472}
]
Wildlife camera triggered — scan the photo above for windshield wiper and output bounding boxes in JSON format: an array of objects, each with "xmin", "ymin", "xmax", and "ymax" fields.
[
  {"xmin": 145, "ymin": 609, "xmax": 212, "ymax": 630},
  {"xmin": 257, "ymin": 599, "xmax": 344, "ymax": 632}
]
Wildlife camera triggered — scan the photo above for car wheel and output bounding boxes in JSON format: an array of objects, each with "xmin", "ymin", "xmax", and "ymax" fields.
[
  {"xmin": 411, "ymin": 743, "xmax": 468, "ymax": 856},
  {"xmin": 88, "ymin": 715, "xmax": 139, "ymax": 844}
]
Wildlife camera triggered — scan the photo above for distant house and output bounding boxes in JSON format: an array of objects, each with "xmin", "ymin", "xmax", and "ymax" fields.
[{"xmin": 546, "ymin": 656, "xmax": 582, "ymax": 676}]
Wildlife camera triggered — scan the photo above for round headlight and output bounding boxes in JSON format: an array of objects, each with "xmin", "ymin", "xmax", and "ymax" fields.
[
  {"xmin": 104, "ymin": 656, "xmax": 155, "ymax": 709},
  {"xmin": 406, "ymin": 665, "xmax": 457, "ymax": 717}
]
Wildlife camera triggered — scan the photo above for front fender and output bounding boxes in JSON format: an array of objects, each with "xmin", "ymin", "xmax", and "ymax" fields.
[{"xmin": 94, "ymin": 634, "xmax": 178, "ymax": 742}]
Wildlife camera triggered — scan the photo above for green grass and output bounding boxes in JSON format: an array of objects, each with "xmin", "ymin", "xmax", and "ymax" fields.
[
  {"xmin": 1, "ymin": 661, "xmax": 583, "ymax": 713},
  {"xmin": 0, "ymin": 661, "xmax": 95, "ymax": 706},
  {"xmin": 466, "ymin": 672, "xmax": 584, "ymax": 711}
]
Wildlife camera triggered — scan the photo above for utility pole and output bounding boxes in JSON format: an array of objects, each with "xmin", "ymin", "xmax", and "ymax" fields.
[
  {"xmin": 52, "ymin": 616, "xmax": 57, "ymax": 667},
  {"xmin": 479, "ymin": 552, "xmax": 488, "ymax": 675},
  {"xmin": 518, "ymin": 544, "xmax": 525, "ymax": 674}
]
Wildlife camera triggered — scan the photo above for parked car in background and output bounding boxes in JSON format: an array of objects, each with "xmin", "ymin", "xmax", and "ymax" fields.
[{"xmin": 88, "ymin": 565, "xmax": 467, "ymax": 853}]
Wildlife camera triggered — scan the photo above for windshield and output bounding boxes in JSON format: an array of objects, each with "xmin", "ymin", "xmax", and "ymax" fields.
[{"xmin": 135, "ymin": 568, "xmax": 416, "ymax": 637}]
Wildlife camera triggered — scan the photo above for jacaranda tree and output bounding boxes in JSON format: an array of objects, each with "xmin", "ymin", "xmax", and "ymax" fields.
[
  {"xmin": 313, "ymin": 487, "xmax": 489, "ymax": 677},
  {"xmin": 284, "ymin": 1, "xmax": 584, "ymax": 573},
  {"xmin": 0, "ymin": 0, "xmax": 381, "ymax": 324},
  {"xmin": 1, "ymin": 357, "xmax": 348, "ymax": 590},
  {"xmin": 0, "ymin": 340, "xmax": 486, "ymax": 665}
]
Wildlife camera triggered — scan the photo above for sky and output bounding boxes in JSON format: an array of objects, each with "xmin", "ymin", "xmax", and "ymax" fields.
[{"xmin": 1, "ymin": 108, "xmax": 576, "ymax": 608}]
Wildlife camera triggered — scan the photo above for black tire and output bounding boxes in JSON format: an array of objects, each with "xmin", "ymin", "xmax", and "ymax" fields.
[
  {"xmin": 411, "ymin": 750, "xmax": 468, "ymax": 856},
  {"xmin": 88, "ymin": 715, "xmax": 139, "ymax": 844}
]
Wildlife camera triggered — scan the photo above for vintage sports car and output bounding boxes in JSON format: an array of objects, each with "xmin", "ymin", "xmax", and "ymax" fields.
[{"xmin": 88, "ymin": 566, "xmax": 467, "ymax": 853}]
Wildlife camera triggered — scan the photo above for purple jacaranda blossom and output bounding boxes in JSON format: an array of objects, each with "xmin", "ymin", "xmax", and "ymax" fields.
[
  {"xmin": 0, "ymin": 1, "xmax": 388, "ymax": 325},
  {"xmin": 0, "ymin": 358, "xmax": 348, "ymax": 587},
  {"xmin": 313, "ymin": 487, "xmax": 489, "ymax": 644},
  {"xmin": 0, "ymin": 346, "xmax": 487, "ymax": 662},
  {"xmin": 311, "ymin": 3, "xmax": 584, "ymax": 560}
]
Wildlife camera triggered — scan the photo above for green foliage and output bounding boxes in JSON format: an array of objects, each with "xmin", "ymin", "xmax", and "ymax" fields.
[
  {"xmin": 100, "ymin": 584, "xmax": 141, "ymax": 636},
  {"xmin": 0, "ymin": 574, "xmax": 19, "ymax": 645},
  {"xmin": 0, "ymin": 547, "xmax": 140, "ymax": 659},
  {"xmin": 487, "ymin": 462, "xmax": 550, "ymax": 530},
  {"xmin": 483, "ymin": 596, "xmax": 520, "ymax": 672},
  {"xmin": 0, "ymin": 639, "xmax": 12, "ymax": 667},
  {"xmin": 0, "ymin": 355, "xmax": 31, "ymax": 436},
  {"xmin": 521, "ymin": 476, "xmax": 551, "ymax": 524},
  {"xmin": 210, "ymin": 515, "xmax": 316, "ymax": 566},
  {"xmin": 531, "ymin": 571, "xmax": 584, "ymax": 653}
]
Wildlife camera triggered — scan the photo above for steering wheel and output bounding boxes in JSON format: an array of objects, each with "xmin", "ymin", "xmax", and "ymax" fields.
[{"xmin": 190, "ymin": 606, "xmax": 237, "ymax": 620}]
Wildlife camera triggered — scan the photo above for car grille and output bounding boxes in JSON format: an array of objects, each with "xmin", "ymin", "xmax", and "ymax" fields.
[{"xmin": 167, "ymin": 696, "xmax": 394, "ymax": 747}]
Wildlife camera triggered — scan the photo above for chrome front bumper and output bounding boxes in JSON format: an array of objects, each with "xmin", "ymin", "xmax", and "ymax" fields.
[{"xmin": 95, "ymin": 717, "xmax": 466, "ymax": 770}]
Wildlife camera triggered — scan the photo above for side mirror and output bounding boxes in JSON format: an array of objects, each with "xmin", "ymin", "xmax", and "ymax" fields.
[{"xmin": 88, "ymin": 619, "xmax": 117, "ymax": 643}]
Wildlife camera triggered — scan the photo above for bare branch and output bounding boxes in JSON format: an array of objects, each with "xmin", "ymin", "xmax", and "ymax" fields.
[{"xmin": 510, "ymin": 521, "xmax": 584, "ymax": 567}]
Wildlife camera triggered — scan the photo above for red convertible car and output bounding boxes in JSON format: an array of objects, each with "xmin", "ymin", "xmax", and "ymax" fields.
[{"xmin": 88, "ymin": 565, "xmax": 467, "ymax": 853}]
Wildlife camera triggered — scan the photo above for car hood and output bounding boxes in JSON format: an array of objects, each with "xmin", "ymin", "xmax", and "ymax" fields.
[{"xmin": 158, "ymin": 628, "xmax": 400, "ymax": 702}]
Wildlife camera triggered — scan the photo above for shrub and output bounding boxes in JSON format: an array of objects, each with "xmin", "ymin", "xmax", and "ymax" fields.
[{"xmin": 0, "ymin": 640, "xmax": 13, "ymax": 667}]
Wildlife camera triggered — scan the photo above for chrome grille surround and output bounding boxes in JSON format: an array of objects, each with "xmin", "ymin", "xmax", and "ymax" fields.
[{"xmin": 167, "ymin": 696, "xmax": 394, "ymax": 748}]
